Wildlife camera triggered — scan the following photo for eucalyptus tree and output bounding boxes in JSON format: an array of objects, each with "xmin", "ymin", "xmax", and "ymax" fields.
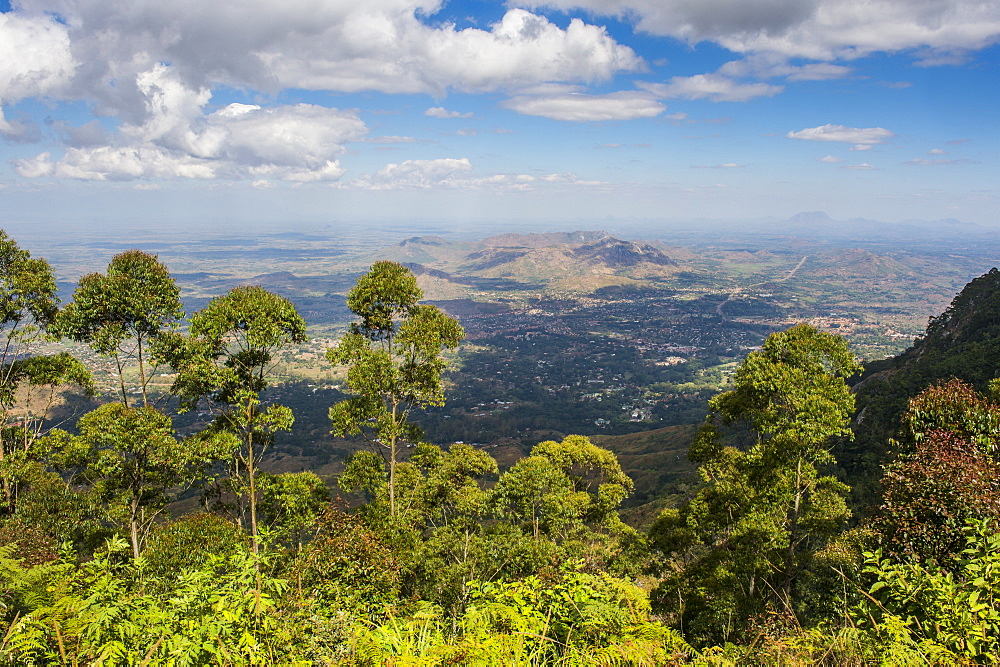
[
  {"xmin": 650, "ymin": 323, "xmax": 861, "ymax": 643},
  {"xmin": 56, "ymin": 250, "xmax": 182, "ymax": 407},
  {"xmin": 328, "ymin": 261, "xmax": 464, "ymax": 518},
  {"xmin": 157, "ymin": 285, "xmax": 306, "ymax": 554}
]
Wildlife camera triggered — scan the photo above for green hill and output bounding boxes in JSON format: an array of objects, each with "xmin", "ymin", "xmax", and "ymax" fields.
[{"xmin": 839, "ymin": 267, "xmax": 1000, "ymax": 507}]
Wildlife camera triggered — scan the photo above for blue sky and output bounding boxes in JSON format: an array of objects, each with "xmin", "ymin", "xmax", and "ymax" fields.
[{"xmin": 0, "ymin": 0, "xmax": 998, "ymax": 228}]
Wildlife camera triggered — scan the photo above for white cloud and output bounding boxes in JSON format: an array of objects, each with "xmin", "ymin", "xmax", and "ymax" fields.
[
  {"xmin": 426, "ymin": 107, "xmax": 473, "ymax": 118},
  {"xmin": 368, "ymin": 135, "xmax": 420, "ymax": 143},
  {"xmin": 346, "ymin": 158, "xmax": 605, "ymax": 190},
  {"xmin": 904, "ymin": 157, "xmax": 973, "ymax": 165},
  {"xmin": 714, "ymin": 162, "xmax": 746, "ymax": 168},
  {"xmin": 520, "ymin": 0, "xmax": 1000, "ymax": 61},
  {"xmin": 641, "ymin": 74, "xmax": 783, "ymax": 102},
  {"xmin": 23, "ymin": 146, "xmax": 217, "ymax": 181},
  {"xmin": 0, "ymin": 13, "xmax": 74, "ymax": 103},
  {"xmin": 12, "ymin": 152, "xmax": 55, "ymax": 178},
  {"xmin": 842, "ymin": 162, "xmax": 877, "ymax": 170},
  {"xmin": 30, "ymin": 2, "xmax": 642, "ymax": 103},
  {"xmin": 349, "ymin": 157, "xmax": 475, "ymax": 190},
  {"xmin": 849, "ymin": 144, "xmax": 874, "ymax": 151},
  {"xmin": 818, "ymin": 155, "xmax": 842, "ymax": 162},
  {"xmin": 718, "ymin": 54, "xmax": 851, "ymax": 81},
  {"xmin": 786, "ymin": 123, "xmax": 895, "ymax": 144},
  {"xmin": 928, "ymin": 148, "xmax": 947, "ymax": 155},
  {"xmin": 502, "ymin": 91, "xmax": 664, "ymax": 121},
  {"xmin": 15, "ymin": 87, "xmax": 367, "ymax": 181}
]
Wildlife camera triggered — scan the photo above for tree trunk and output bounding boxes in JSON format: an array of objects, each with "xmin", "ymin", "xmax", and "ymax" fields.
[
  {"xmin": 389, "ymin": 400, "xmax": 398, "ymax": 517},
  {"xmin": 130, "ymin": 497, "xmax": 141, "ymax": 559}
]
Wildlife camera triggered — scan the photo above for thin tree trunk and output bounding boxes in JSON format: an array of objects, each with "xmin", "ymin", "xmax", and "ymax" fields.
[
  {"xmin": 130, "ymin": 497, "xmax": 141, "ymax": 559},
  {"xmin": 389, "ymin": 400, "xmax": 398, "ymax": 517},
  {"xmin": 116, "ymin": 354, "xmax": 129, "ymax": 408},
  {"xmin": 137, "ymin": 337, "xmax": 148, "ymax": 407},
  {"xmin": 248, "ymin": 433, "xmax": 258, "ymax": 556}
]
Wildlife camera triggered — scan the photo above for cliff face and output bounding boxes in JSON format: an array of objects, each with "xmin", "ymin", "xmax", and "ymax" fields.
[{"xmin": 840, "ymin": 268, "xmax": 1000, "ymax": 506}]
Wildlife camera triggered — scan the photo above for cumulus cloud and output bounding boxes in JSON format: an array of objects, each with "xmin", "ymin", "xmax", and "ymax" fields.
[
  {"xmin": 502, "ymin": 91, "xmax": 664, "ymax": 121},
  {"xmin": 426, "ymin": 107, "xmax": 473, "ymax": 118},
  {"xmin": 25, "ymin": 2, "xmax": 641, "ymax": 102},
  {"xmin": 15, "ymin": 73, "xmax": 368, "ymax": 182},
  {"xmin": 520, "ymin": 0, "xmax": 1000, "ymax": 61},
  {"xmin": 842, "ymin": 162, "xmax": 877, "ymax": 170},
  {"xmin": 818, "ymin": 155, "xmax": 842, "ymax": 162},
  {"xmin": 0, "ymin": 13, "xmax": 74, "ymax": 103},
  {"xmin": 640, "ymin": 74, "xmax": 782, "ymax": 102},
  {"xmin": 786, "ymin": 123, "xmax": 895, "ymax": 144}
]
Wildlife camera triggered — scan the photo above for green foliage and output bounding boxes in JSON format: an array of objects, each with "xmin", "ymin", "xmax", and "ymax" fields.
[
  {"xmin": 0, "ymin": 539, "xmax": 306, "ymax": 665},
  {"xmin": 346, "ymin": 563, "xmax": 693, "ymax": 666},
  {"xmin": 142, "ymin": 512, "xmax": 249, "ymax": 582},
  {"xmin": 71, "ymin": 402, "xmax": 222, "ymax": 558},
  {"xmin": 293, "ymin": 507, "xmax": 401, "ymax": 621},
  {"xmin": 329, "ymin": 261, "xmax": 464, "ymax": 517},
  {"xmin": 651, "ymin": 324, "xmax": 861, "ymax": 645},
  {"xmin": 858, "ymin": 519, "xmax": 1000, "ymax": 663},
  {"xmin": 903, "ymin": 378, "xmax": 1000, "ymax": 452},
  {"xmin": 56, "ymin": 249, "xmax": 182, "ymax": 406},
  {"xmin": 845, "ymin": 267, "xmax": 1000, "ymax": 506},
  {"xmin": 492, "ymin": 435, "xmax": 634, "ymax": 544},
  {"xmin": 256, "ymin": 471, "xmax": 330, "ymax": 550},
  {"xmin": 3, "ymin": 466, "xmax": 109, "ymax": 554}
]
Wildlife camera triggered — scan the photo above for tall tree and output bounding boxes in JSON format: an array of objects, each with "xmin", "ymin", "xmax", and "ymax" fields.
[
  {"xmin": 650, "ymin": 323, "xmax": 861, "ymax": 644},
  {"xmin": 328, "ymin": 261, "xmax": 464, "ymax": 517},
  {"xmin": 56, "ymin": 250, "xmax": 182, "ymax": 407},
  {"xmin": 157, "ymin": 285, "xmax": 306, "ymax": 555}
]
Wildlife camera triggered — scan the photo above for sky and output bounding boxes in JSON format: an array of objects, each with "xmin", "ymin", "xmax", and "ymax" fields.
[{"xmin": 0, "ymin": 0, "xmax": 998, "ymax": 229}]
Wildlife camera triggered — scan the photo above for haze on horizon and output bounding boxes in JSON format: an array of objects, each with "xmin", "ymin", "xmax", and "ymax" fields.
[{"xmin": 0, "ymin": 0, "xmax": 997, "ymax": 229}]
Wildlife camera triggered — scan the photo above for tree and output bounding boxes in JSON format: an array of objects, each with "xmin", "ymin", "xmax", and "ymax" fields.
[
  {"xmin": 56, "ymin": 250, "xmax": 182, "ymax": 407},
  {"xmin": 328, "ymin": 261, "xmax": 464, "ymax": 517},
  {"xmin": 68, "ymin": 402, "xmax": 219, "ymax": 559},
  {"xmin": 0, "ymin": 231, "xmax": 93, "ymax": 514},
  {"xmin": 157, "ymin": 285, "xmax": 306, "ymax": 555},
  {"xmin": 492, "ymin": 435, "xmax": 633, "ymax": 544},
  {"xmin": 876, "ymin": 379, "xmax": 1000, "ymax": 568},
  {"xmin": 650, "ymin": 323, "xmax": 861, "ymax": 643}
]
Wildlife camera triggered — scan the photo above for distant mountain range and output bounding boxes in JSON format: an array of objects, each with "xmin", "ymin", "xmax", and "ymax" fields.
[{"xmin": 385, "ymin": 231, "xmax": 681, "ymax": 292}]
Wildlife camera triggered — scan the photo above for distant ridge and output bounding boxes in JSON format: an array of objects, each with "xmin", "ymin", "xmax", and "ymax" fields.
[
  {"xmin": 574, "ymin": 237, "xmax": 677, "ymax": 268},
  {"xmin": 479, "ymin": 230, "xmax": 610, "ymax": 249}
]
